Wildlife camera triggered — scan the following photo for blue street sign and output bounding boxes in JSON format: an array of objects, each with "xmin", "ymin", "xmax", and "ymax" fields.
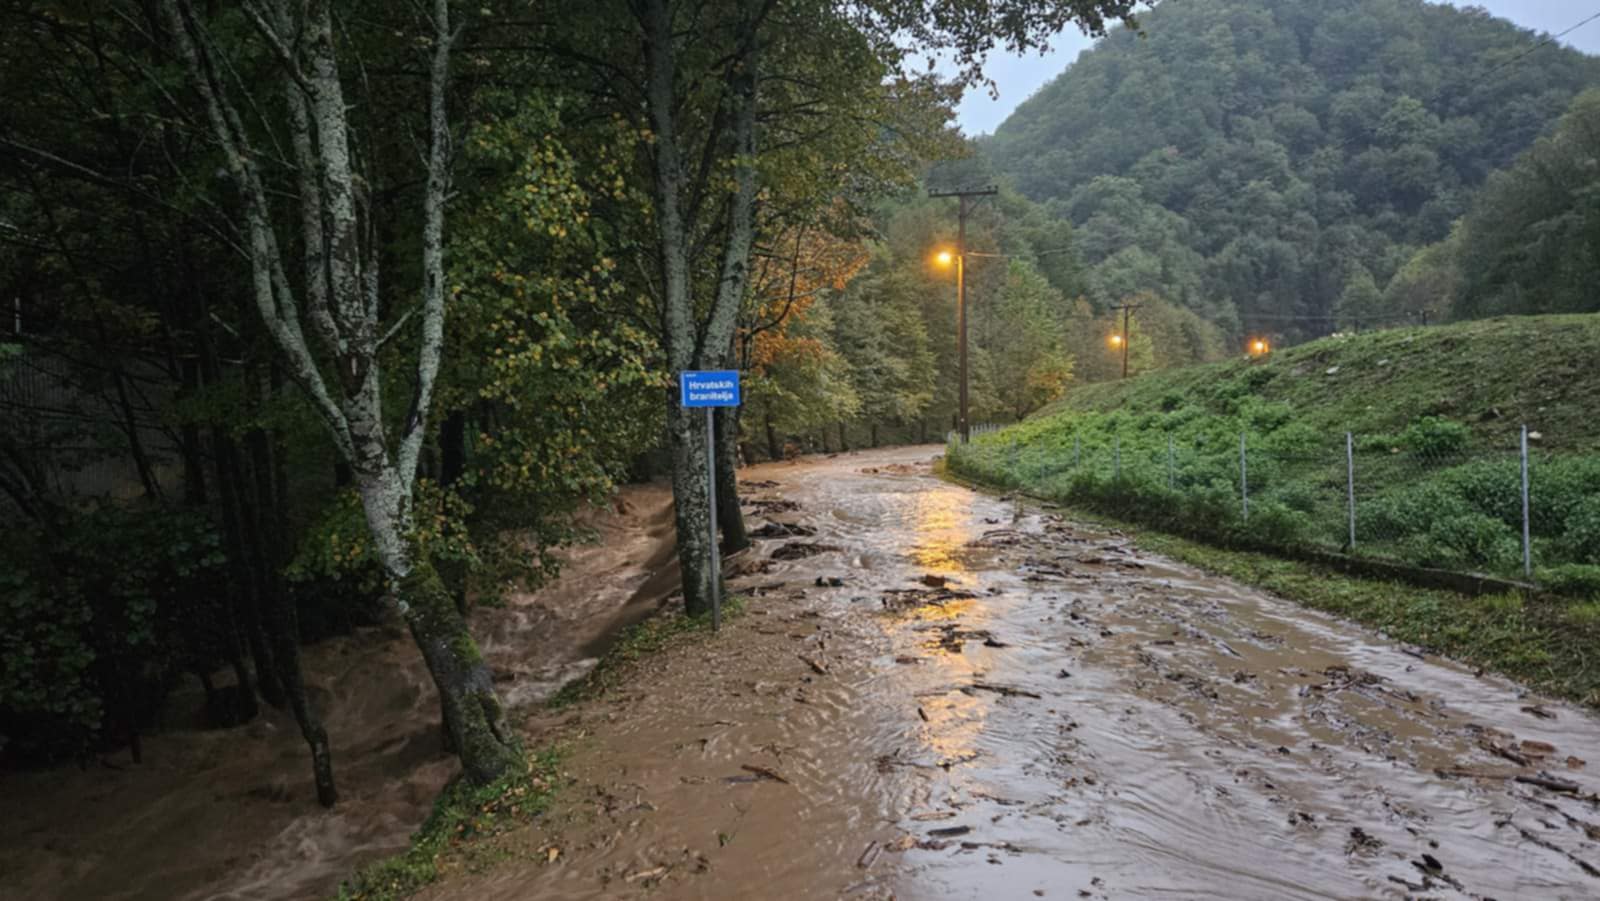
[{"xmin": 680, "ymin": 370, "xmax": 742, "ymax": 408}]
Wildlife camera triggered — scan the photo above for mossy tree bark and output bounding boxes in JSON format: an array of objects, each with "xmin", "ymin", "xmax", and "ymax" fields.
[{"xmin": 396, "ymin": 560, "xmax": 521, "ymax": 784}]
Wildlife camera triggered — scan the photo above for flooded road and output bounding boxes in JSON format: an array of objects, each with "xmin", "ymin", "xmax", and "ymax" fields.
[
  {"xmin": 430, "ymin": 446, "xmax": 1600, "ymax": 901},
  {"xmin": 7, "ymin": 447, "xmax": 1598, "ymax": 900}
]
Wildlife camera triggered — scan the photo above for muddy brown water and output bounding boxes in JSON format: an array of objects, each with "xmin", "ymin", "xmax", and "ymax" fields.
[
  {"xmin": 7, "ymin": 448, "xmax": 1600, "ymax": 900},
  {"xmin": 0, "ymin": 485, "xmax": 682, "ymax": 901},
  {"xmin": 424, "ymin": 447, "xmax": 1600, "ymax": 901}
]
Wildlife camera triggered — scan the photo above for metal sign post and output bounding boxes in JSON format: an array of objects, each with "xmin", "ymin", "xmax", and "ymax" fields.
[{"xmin": 679, "ymin": 370, "xmax": 742, "ymax": 631}]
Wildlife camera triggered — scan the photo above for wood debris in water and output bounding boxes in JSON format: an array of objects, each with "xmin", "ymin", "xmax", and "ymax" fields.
[
  {"xmin": 737, "ymin": 763, "xmax": 790, "ymax": 784},
  {"xmin": 966, "ymin": 682, "xmax": 1042, "ymax": 700}
]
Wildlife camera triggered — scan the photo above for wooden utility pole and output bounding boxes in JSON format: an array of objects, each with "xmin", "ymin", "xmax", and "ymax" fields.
[
  {"xmin": 1111, "ymin": 302, "xmax": 1141, "ymax": 379},
  {"xmin": 929, "ymin": 185, "xmax": 997, "ymax": 443}
]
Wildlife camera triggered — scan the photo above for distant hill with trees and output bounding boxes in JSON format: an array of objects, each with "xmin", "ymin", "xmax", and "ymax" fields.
[{"xmin": 984, "ymin": 0, "xmax": 1600, "ymax": 340}]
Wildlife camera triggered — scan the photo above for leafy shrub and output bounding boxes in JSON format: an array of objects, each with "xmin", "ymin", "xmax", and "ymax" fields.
[
  {"xmin": 1400, "ymin": 416, "xmax": 1471, "ymax": 458},
  {"xmin": 1437, "ymin": 459, "xmax": 1523, "ymax": 528},
  {"xmin": 1531, "ymin": 457, "xmax": 1600, "ymax": 538},
  {"xmin": 1240, "ymin": 399, "xmax": 1293, "ymax": 432},
  {"xmin": 1245, "ymin": 501, "xmax": 1311, "ymax": 547},
  {"xmin": 1269, "ymin": 481, "xmax": 1324, "ymax": 516},
  {"xmin": 1426, "ymin": 512, "xmax": 1520, "ymax": 569},
  {"xmin": 0, "ymin": 507, "xmax": 230, "ymax": 763},
  {"xmin": 1556, "ymin": 496, "xmax": 1600, "ymax": 564},
  {"xmin": 1541, "ymin": 564, "xmax": 1600, "ymax": 598},
  {"xmin": 1359, "ymin": 482, "xmax": 1472, "ymax": 543}
]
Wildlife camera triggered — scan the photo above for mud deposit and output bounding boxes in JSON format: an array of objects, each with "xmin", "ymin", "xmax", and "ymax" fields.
[
  {"xmin": 423, "ymin": 447, "xmax": 1600, "ymax": 901},
  {"xmin": 0, "ymin": 485, "xmax": 680, "ymax": 901},
  {"xmin": 8, "ymin": 448, "xmax": 1600, "ymax": 901}
]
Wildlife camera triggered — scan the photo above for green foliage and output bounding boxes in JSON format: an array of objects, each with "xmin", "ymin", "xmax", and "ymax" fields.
[
  {"xmin": 1419, "ymin": 513, "xmax": 1519, "ymax": 569},
  {"xmin": 0, "ymin": 558, "xmax": 99, "ymax": 757},
  {"xmin": 0, "ymin": 508, "xmax": 230, "ymax": 762},
  {"xmin": 1399, "ymin": 416, "xmax": 1470, "ymax": 457},
  {"xmin": 1555, "ymin": 492, "xmax": 1600, "ymax": 563},
  {"xmin": 948, "ymin": 316, "xmax": 1600, "ymax": 581},
  {"xmin": 1336, "ymin": 268, "xmax": 1384, "ymax": 331},
  {"xmin": 986, "ymin": 0, "xmax": 1600, "ymax": 341},
  {"xmin": 1452, "ymin": 89, "xmax": 1600, "ymax": 319},
  {"xmin": 1542, "ymin": 566, "xmax": 1600, "ymax": 600},
  {"xmin": 286, "ymin": 490, "xmax": 386, "ymax": 594},
  {"xmin": 438, "ymin": 90, "xmax": 663, "ymax": 593},
  {"xmin": 335, "ymin": 748, "xmax": 563, "ymax": 901},
  {"xmin": 1036, "ymin": 315, "xmax": 1600, "ymax": 452}
]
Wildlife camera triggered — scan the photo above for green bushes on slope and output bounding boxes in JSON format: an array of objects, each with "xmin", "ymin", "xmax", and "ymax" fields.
[{"xmin": 947, "ymin": 318, "xmax": 1600, "ymax": 589}]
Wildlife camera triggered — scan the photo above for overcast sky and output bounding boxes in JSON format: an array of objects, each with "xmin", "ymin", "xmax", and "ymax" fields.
[{"xmin": 956, "ymin": 1, "xmax": 1600, "ymax": 135}]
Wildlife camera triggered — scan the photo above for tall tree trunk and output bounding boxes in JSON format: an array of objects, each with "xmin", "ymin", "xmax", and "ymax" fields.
[
  {"xmin": 245, "ymin": 364, "xmax": 336, "ymax": 807},
  {"xmin": 765, "ymin": 412, "xmax": 781, "ymax": 461},
  {"xmin": 163, "ymin": 0, "xmax": 521, "ymax": 786},
  {"xmin": 97, "ymin": 320, "xmax": 163, "ymax": 500},
  {"xmin": 665, "ymin": 401, "xmax": 717, "ymax": 617},
  {"xmin": 440, "ymin": 410, "xmax": 466, "ymax": 488},
  {"xmin": 643, "ymin": 0, "xmax": 714, "ymax": 618},
  {"xmin": 199, "ymin": 316, "xmax": 278, "ymax": 711},
  {"xmin": 347, "ymin": 386, "xmax": 523, "ymax": 782},
  {"xmin": 838, "ymin": 422, "xmax": 849, "ymax": 453},
  {"xmin": 208, "ymin": 426, "xmax": 272, "ymax": 714},
  {"xmin": 871, "ymin": 422, "xmax": 880, "ymax": 448},
  {"xmin": 714, "ymin": 406, "xmax": 749, "ymax": 553},
  {"xmin": 178, "ymin": 357, "xmax": 209, "ymax": 505}
]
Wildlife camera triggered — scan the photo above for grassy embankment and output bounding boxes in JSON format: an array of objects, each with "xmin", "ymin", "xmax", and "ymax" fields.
[
  {"xmin": 335, "ymin": 599, "xmax": 745, "ymax": 900},
  {"xmin": 946, "ymin": 315, "xmax": 1600, "ymax": 705}
]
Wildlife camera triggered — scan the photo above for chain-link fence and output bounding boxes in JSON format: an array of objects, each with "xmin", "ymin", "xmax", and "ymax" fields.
[{"xmin": 948, "ymin": 422, "xmax": 1600, "ymax": 589}]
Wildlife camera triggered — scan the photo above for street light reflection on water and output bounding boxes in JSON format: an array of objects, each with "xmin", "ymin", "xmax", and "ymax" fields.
[
  {"xmin": 900, "ymin": 485, "xmax": 997, "ymax": 763},
  {"xmin": 907, "ymin": 486, "xmax": 978, "ymax": 579}
]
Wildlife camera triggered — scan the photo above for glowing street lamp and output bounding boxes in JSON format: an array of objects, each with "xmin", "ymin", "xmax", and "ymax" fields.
[
  {"xmin": 1108, "ymin": 333, "xmax": 1124, "ymax": 348},
  {"xmin": 929, "ymin": 186, "xmax": 997, "ymax": 443},
  {"xmin": 1249, "ymin": 338, "xmax": 1271, "ymax": 357}
]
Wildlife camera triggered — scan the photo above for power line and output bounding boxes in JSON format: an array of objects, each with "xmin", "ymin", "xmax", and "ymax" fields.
[
  {"xmin": 1235, "ymin": 11, "xmax": 1600, "ymax": 334},
  {"xmin": 1475, "ymin": 9, "xmax": 1600, "ymax": 85},
  {"xmin": 1321, "ymin": 6, "xmax": 1600, "ymax": 158},
  {"xmin": 1244, "ymin": 311, "xmax": 1418, "ymax": 322}
]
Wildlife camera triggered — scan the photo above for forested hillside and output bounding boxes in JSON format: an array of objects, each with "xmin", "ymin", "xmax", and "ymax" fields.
[{"xmin": 986, "ymin": 0, "xmax": 1600, "ymax": 340}]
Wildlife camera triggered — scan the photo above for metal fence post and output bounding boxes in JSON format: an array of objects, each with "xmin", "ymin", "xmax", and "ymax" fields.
[
  {"xmin": 1521, "ymin": 424, "xmax": 1532, "ymax": 579},
  {"xmin": 1346, "ymin": 431, "xmax": 1356, "ymax": 550},
  {"xmin": 1239, "ymin": 431, "xmax": 1249, "ymax": 522},
  {"xmin": 1167, "ymin": 435, "xmax": 1175, "ymax": 489}
]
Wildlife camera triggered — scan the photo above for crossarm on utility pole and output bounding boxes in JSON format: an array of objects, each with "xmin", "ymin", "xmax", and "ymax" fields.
[{"xmin": 928, "ymin": 185, "xmax": 997, "ymax": 444}]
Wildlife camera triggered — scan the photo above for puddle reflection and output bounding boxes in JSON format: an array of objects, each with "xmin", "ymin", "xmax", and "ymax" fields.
[{"xmin": 908, "ymin": 488, "xmax": 978, "ymax": 576}]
